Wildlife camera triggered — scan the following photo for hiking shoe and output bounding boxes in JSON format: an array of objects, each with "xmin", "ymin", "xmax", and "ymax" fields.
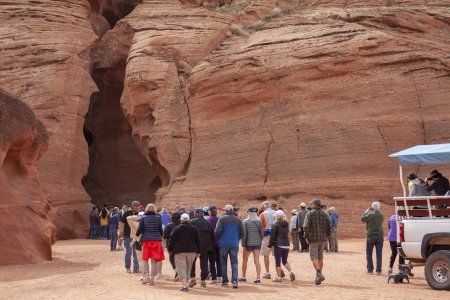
[
  {"xmin": 232, "ymin": 281, "xmax": 238, "ymax": 289},
  {"xmin": 200, "ymin": 280, "xmax": 206, "ymax": 288},
  {"xmin": 238, "ymin": 277, "xmax": 246, "ymax": 282},
  {"xmin": 263, "ymin": 273, "xmax": 271, "ymax": 279},
  {"xmin": 315, "ymin": 272, "xmax": 325, "ymax": 285},
  {"xmin": 253, "ymin": 279, "xmax": 261, "ymax": 284},
  {"xmin": 273, "ymin": 277, "xmax": 282, "ymax": 283},
  {"xmin": 221, "ymin": 282, "xmax": 228, "ymax": 288},
  {"xmin": 280, "ymin": 269, "xmax": 286, "ymax": 278},
  {"xmin": 188, "ymin": 278, "xmax": 197, "ymax": 287},
  {"xmin": 180, "ymin": 286, "xmax": 189, "ymax": 292},
  {"xmin": 289, "ymin": 271, "xmax": 296, "ymax": 282}
]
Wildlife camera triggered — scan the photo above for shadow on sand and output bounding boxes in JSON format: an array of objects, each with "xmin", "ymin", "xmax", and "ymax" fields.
[{"xmin": 0, "ymin": 257, "xmax": 99, "ymax": 282}]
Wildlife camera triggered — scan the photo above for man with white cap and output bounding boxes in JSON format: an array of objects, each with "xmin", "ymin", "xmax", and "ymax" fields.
[
  {"xmin": 297, "ymin": 202, "xmax": 308, "ymax": 252},
  {"xmin": 167, "ymin": 213, "xmax": 200, "ymax": 292},
  {"xmin": 215, "ymin": 204, "xmax": 242, "ymax": 288}
]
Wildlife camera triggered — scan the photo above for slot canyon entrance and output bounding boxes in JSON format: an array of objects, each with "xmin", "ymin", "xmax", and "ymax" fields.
[{"xmin": 82, "ymin": 0, "xmax": 161, "ymax": 208}]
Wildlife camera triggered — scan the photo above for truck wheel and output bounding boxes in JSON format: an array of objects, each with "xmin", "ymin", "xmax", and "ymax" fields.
[{"xmin": 425, "ymin": 250, "xmax": 450, "ymax": 290}]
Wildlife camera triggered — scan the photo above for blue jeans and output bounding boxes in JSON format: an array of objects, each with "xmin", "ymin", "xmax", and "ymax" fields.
[
  {"xmin": 366, "ymin": 235, "xmax": 383, "ymax": 272},
  {"xmin": 99, "ymin": 225, "xmax": 107, "ymax": 238},
  {"xmin": 219, "ymin": 246, "xmax": 239, "ymax": 283},
  {"xmin": 110, "ymin": 230, "xmax": 118, "ymax": 250},
  {"xmin": 90, "ymin": 223, "xmax": 99, "ymax": 239},
  {"xmin": 124, "ymin": 237, "xmax": 139, "ymax": 272}
]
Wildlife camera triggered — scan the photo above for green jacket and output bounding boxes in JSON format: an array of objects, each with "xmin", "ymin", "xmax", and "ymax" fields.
[{"xmin": 361, "ymin": 210, "xmax": 384, "ymax": 236}]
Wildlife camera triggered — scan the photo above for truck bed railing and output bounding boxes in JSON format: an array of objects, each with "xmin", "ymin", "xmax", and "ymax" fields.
[{"xmin": 393, "ymin": 196, "xmax": 450, "ymax": 219}]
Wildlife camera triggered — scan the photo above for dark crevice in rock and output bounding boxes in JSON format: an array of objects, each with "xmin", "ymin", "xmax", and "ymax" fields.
[
  {"xmin": 410, "ymin": 78, "xmax": 427, "ymax": 145},
  {"xmin": 177, "ymin": 66, "xmax": 193, "ymax": 177},
  {"xmin": 82, "ymin": 0, "xmax": 161, "ymax": 207},
  {"xmin": 263, "ymin": 129, "xmax": 274, "ymax": 186}
]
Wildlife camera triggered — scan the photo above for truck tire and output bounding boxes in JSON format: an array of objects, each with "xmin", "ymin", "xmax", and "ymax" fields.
[{"xmin": 425, "ymin": 250, "xmax": 450, "ymax": 290}]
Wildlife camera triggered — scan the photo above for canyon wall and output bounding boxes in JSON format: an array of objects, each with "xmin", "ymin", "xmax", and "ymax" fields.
[
  {"xmin": 0, "ymin": 0, "xmax": 449, "ymax": 258},
  {"xmin": 0, "ymin": 90, "xmax": 55, "ymax": 265}
]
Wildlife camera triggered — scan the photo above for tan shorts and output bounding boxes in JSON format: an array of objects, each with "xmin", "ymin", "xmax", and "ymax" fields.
[
  {"xmin": 309, "ymin": 242, "xmax": 326, "ymax": 261},
  {"xmin": 261, "ymin": 235, "xmax": 272, "ymax": 256}
]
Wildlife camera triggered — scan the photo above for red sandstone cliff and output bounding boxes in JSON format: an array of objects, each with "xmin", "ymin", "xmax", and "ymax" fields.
[
  {"xmin": 0, "ymin": 90, "xmax": 55, "ymax": 265},
  {"xmin": 0, "ymin": 0, "xmax": 449, "ymax": 257}
]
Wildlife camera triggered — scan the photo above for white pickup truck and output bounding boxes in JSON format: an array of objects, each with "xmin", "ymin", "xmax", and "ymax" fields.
[{"xmin": 390, "ymin": 144, "xmax": 450, "ymax": 290}]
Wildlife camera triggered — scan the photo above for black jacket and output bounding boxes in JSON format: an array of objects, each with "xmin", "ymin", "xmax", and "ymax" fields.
[
  {"xmin": 167, "ymin": 223, "xmax": 200, "ymax": 254},
  {"xmin": 269, "ymin": 220, "xmax": 290, "ymax": 247},
  {"xmin": 163, "ymin": 213, "xmax": 181, "ymax": 240},
  {"xmin": 191, "ymin": 216, "xmax": 214, "ymax": 253},
  {"xmin": 427, "ymin": 176, "xmax": 450, "ymax": 196}
]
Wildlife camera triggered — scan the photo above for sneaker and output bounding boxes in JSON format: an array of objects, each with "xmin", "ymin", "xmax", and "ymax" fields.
[
  {"xmin": 232, "ymin": 281, "xmax": 238, "ymax": 289},
  {"xmin": 376, "ymin": 271, "xmax": 382, "ymax": 275},
  {"xmin": 188, "ymin": 278, "xmax": 197, "ymax": 288},
  {"xmin": 141, "ymin": 277, "xmax": 150, "ymax": 285},
  {"xmin": 253, "ymin": 279, "xmax": 261, "ymax": 284},
  {"xmin": 221, "ymin": 282, "xmax": 228, "ymax": 288},
  {"xmin": 273, "ymin": 277, "xmax": 282, "ymax": 283},
  {"xmin": 156, "ymin": 273, "xmax": 163, "ymax": 280},
  {"xmin": 280, "ymin": 269, "xmax": 286, "ymax": 278},
  {"xmin": 200, "ymin": 280, "xmax": 206, "ymax": 288},
  {"xmin": 263, "ymin": 273, "xmax": 271, "ymax": 279},
  {"xmin": 180, "ymin": 286, "xmax": 189, "ymax": 292},
  {"xmin": 126, "ymin": 268, "xmax": 132, "ymax": 273},
  {"xmin": 367, "ymin": 271, "xmax": 374, "ymax": 275},
  {"xmin": 289, "ymin": 271, "xmax": 296, "ymax": 282},
  {"xmin": 238, "ymin": 277, "xmax": 246, "ymax": 282}
]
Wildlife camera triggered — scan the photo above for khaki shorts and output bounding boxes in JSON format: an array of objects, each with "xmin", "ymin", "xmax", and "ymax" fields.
[
  {"xmin": 309, "ymin": 241, "xmax": 326, "ymax": 261},
  {"xmin": 261, "ymin": 235, "xmax": 272, "ymax": 256}
]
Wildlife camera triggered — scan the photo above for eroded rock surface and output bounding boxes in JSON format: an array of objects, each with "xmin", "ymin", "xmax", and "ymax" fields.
[{"xmin": 0, "ymin": 90, "xmax": 55, "ymax": 265}]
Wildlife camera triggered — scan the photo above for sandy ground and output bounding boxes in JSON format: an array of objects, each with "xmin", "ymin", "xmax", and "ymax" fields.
[{"xmin": 0, "ymin": 239, "xmax": 447, "ymax": 300}]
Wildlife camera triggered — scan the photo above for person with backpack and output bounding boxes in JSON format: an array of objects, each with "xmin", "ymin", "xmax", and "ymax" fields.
[
  {"xmin": 191, "ymin": 208, "xmax": 214, "ymax": 288},
  {"xmin": 259, "ymin": 201, "xmax": 276, "ymax": 279},
  {"xmin": 159, "ymin": 207, "xmax": 171, "ymax": 231},
  {"xmin": 240, "ymin": 207, "xmax": 264, "ymax": 284},
  {"xmin": 205, "ymin": 205, "xmax": 221, "ymax": 284}
]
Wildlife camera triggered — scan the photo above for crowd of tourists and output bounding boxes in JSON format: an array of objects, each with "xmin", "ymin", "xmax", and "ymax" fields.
[
  {"xmin": 90, "ymin": 198, "xmax": 340, "ymax": 292},
  {"xmin": 87, "ymin": 169, "xmax": 449, "ymax": 292}
]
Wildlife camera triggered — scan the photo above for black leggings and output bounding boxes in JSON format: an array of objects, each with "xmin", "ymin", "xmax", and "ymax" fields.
[
  {"xmin": 389, "ymin": 241, "xmax": 405, "ymax": 268},
  {"xmin": 274, "ymin": 246, "xmax": 289, "ymax": 267}
]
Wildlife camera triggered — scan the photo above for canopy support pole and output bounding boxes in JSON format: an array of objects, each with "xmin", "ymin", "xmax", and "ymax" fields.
[{"xmin": 399, "ymin": 165, "xmax": 409, "ymax": 218}]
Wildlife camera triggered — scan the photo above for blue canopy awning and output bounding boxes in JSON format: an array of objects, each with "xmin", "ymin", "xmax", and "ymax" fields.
[{"xmin": 389, "ymin": 143, "xmax": 450, "ymax": 165}]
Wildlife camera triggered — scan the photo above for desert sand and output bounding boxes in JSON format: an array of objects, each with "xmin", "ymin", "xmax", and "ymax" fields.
[{"xmin": 0, "ymin": 239, "xmax": 446, "ymax": 300}]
